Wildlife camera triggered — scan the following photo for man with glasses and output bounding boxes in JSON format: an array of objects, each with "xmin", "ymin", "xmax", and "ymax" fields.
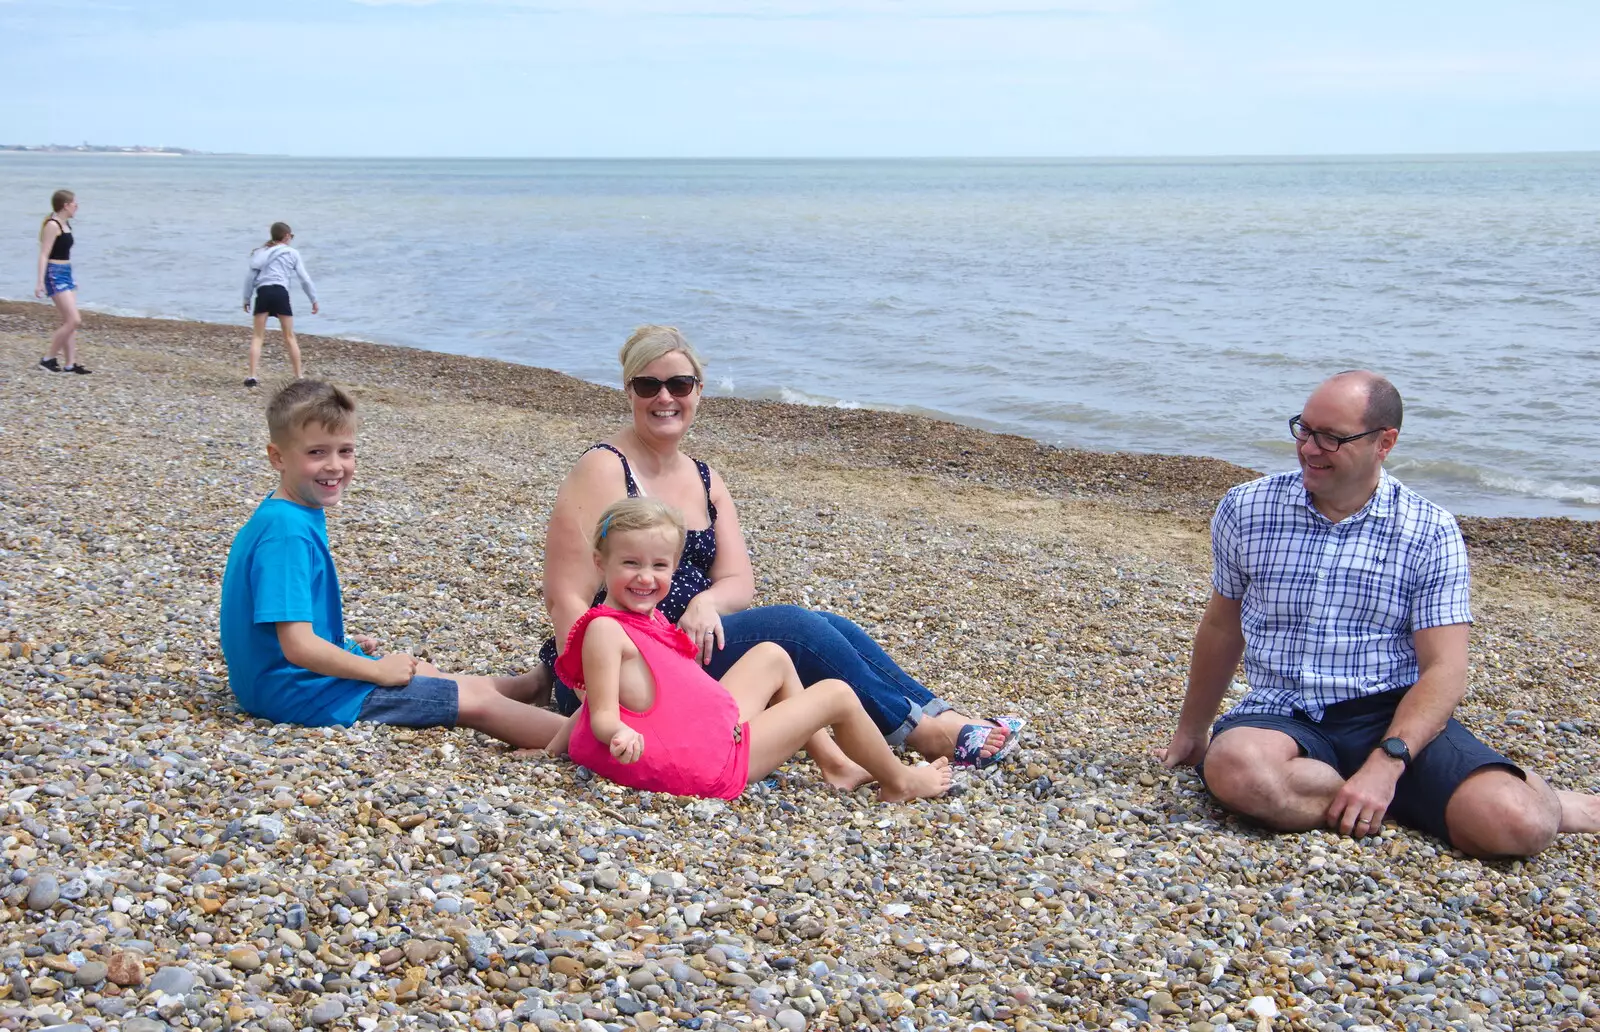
[{"xmin": 1158, "ymin": 370, "xmax": 1600, "ymax": 857}]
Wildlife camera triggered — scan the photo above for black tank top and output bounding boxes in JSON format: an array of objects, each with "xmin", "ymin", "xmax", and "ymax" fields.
[{"xmin": 46, "ymin": 219, "xmax": 72, "ymax": 262}]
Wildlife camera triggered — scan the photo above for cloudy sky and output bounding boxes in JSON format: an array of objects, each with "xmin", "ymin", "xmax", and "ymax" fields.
[{"xmin": 2, "ymin": 0, "xmax": 1596, "ymax": 157}]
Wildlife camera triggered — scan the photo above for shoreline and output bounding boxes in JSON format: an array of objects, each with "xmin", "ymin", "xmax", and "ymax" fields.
[
  {"xmin": 4, "ymin": 301, "xmax": 1600, "ymax": 1030},
  {"xmin": 5, "ymin": 300, "xmax": 1596, "ymax": 572}
]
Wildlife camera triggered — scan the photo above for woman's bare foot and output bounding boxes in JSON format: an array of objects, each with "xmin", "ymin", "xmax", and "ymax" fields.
[
  {"xmin": 877, "ymin": 757, "xmax": 953, "ymax": 802},
  {"xmin": 907, "ymin": 712, "xmax": 1009, "ymax": 762},
  {"xmin": 816, "ymin": 755, "xmax": 875, "ymax": 791},
  {"xmin": 493, "ymin": 665, "xmax": 552, "ymax": 706}
]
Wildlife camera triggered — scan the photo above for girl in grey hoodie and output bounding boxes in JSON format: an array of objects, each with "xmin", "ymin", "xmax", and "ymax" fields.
[{"xmin": 241, "ymin": 221, "xmax": 319, "ymax": 387}]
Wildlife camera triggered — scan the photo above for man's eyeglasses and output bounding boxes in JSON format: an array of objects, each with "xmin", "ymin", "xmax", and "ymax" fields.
[
  {"xmin": 1289, "ymin": 415, "xmax": 1387, "ymax": 452},
  {"xmin": 628, "ymin": 375, "xmax": 700, "ymax": 399}
]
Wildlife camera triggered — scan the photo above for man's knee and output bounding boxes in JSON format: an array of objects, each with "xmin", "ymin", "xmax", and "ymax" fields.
[
  {"xmin": 1201, "ymin": 733, "xmax": 1302, "ymax": 819},
  {"xmin": 1446, "ymin": 771, "xmax": 1559, "ymax": 858}
]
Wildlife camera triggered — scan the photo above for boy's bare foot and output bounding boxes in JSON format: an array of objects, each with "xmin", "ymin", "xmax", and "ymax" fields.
[
  {"xmin": 878, "ymin": 757, "xmax": 953, "ymax": 802},
  {"xmin": 818, "ymin": 757, "xmax": 874, "ymax": 791}
]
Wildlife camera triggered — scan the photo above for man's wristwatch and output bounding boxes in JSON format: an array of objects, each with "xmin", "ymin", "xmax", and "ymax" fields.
[{"xmin": 1377, "ymin": 736, "xmax": 1412, "ymax": 768}]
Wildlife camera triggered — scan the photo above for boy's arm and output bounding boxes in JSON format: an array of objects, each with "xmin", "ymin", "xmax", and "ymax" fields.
[{"xmin": 277, "ymin": 622, "xmax": 414, "ymax": 686}]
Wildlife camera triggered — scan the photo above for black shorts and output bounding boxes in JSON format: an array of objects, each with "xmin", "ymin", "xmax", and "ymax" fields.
[
  {"xmin": 1207, "ymin": 688, "xmax": 1524, "ymax": 846},
  {"xmin": 253, "ymin": 284, "xmax": 293, "ymax": 318}
]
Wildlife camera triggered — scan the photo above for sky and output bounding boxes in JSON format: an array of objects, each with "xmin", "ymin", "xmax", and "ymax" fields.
[{"xmin": 2, "ymin": 0, "xmax": 1597, "ymax": 158}]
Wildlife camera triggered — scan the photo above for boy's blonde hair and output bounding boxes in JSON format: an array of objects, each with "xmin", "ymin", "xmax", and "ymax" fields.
[
  {"xmin": 593, "ymin": 497, "xmax": 686, "ymax": 557},
  {"xmin": 266, "ymin": 380, "xmax": 357, "ymax": 444},
  {"xmin": 619, "ymin": 325, "xmax": 706, "ymax": 384}
]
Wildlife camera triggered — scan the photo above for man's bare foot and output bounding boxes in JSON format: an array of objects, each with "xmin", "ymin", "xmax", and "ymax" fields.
[
  {"xmin": 878, "ymin": 757, "xmax": 953, "ymax": 802},
  {"xmin": 817, "ymin": 757, "xmax": 875, "ymax": 791},
  {"xmin": 1557, "ymin": 791, "xmax": 1600, "ymax": 833}
]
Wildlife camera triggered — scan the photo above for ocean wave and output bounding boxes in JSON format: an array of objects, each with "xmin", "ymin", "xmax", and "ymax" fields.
[{"xmin": 1390, "ymin": 458, "xmax": 1600, "ymax": 507}]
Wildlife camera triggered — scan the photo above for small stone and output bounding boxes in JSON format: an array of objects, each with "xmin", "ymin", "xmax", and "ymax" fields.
[
  {"xmin": 148, "ymin": 966, "xmax": 196, "ymax": 996},
  {"xmin": 1246, "ymin": 996, "xmax": 1278, "ymax": 1020},
  {"xmin": 74, "ymin": 961, "xmax": 108, "ymax": 986},
  {"xmin": 226, "ymin": 947, "xmax": 262, "ymax": 971},
  {"xmin": 311, "ymin": 998, "xmax": 346, "ymax": 1025},
  {"xmin": 26, "ymin": 873, "xmax": 60, "ymax": 911},
  {"xmin": 106, "ymin": 952, "xmax": 144, "ymax": 986},
  {"xmin": 775, "ymin": 1008, "xmax": 808, "ymax": 1032}
]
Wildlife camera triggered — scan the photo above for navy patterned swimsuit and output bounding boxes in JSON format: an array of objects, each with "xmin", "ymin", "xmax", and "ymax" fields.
[{"xmin": 539, "ymin": 444, "xmax": 718, "ymax": 686}]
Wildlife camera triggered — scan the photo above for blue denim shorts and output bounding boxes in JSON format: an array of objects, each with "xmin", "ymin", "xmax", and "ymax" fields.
[
  {"xmin": 1209, "ymin": 688, "xmax": 1523, "ymax": 845},
  {"xmin": 44, "ymin": 263, "xmax": 76, "ymax": 297},
  {"xmin": 358, "ymin": 675, "xmax": 459, "ymax": 728}
]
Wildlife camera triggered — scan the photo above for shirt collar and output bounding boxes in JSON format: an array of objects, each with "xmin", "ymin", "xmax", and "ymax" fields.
[{"xmin": 1284, "ymin": 468, "xmax": 1396, "ymax": 524}]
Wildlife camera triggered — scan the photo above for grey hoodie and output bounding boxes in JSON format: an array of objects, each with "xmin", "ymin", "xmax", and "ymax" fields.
[{"xmin": 243, "ymin": 244, "xmax": 318, "ymax": 306}]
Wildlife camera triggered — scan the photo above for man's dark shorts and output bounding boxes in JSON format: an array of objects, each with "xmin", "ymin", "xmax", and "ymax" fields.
[
  {"xmin": 358, "ymin": 675, "xmax": 459, "ymax": 728},
  {"xmin": 1207, "ymin": 688, "xmax": 1524, "ymax": 845}
]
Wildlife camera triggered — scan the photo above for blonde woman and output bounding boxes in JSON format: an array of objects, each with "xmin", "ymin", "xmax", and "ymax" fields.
[
  {"xmin": 537, "ymin": 325, "xmax": 1024, "ymax": 769},
  {"xmin": 34, "ymin": 189, "xmax": 89, "ymax": 375}
]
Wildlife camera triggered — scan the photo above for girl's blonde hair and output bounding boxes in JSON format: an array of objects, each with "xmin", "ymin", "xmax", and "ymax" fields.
[
  {"xmin": 619, "ymin": 325, "xmax": 706, "ymax": 385},
  {"xmin": 264, "ymin": 222, "xmax": 292, "ymax": 248},
  {"xmin": 593, "ymin": 497, "xmax": 686, "ymax": 557}
]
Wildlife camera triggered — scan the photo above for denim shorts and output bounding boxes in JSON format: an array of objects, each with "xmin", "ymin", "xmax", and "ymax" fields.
[
  {"xmin": 44, "ymin": 263, "xmax": 76, "ymax": 297},
  {"xmin": 1209, "ymin": 688, "xmax": 1523, "ymax": 845},
  {"xmin": 358, "ymin": 675, "xmax": 459, "ymax": 728}
]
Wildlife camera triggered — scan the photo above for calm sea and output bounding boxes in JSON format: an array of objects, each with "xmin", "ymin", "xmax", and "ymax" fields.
[{"xmin": 3, "ymin": 153, "xmax": 1597, "ymax": 519}]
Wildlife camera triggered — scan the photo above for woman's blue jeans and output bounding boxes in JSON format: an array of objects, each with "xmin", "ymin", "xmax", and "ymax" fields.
[{"xmin": 551, "ymin": 604, "xmax": 951, "ymax": 746}]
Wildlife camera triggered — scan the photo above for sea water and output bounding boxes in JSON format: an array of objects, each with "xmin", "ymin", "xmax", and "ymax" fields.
[{"xmin": 3, "ymin": 152, "xmax": 1596, "ymax": 518}]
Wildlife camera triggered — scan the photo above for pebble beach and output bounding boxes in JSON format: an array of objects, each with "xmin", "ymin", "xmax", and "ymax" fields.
[{"xmin": 3, "ymin": 300, "xmax": 1599, "ymax": 1032}]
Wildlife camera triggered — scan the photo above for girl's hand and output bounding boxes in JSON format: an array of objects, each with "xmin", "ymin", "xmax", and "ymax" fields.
[
  {"xmin": 242, "ymin": 302, "xmax": 251, "ymax": 313},
  {"xmin": 311, "ymin": 302, "xmax": 320, "ymax": 315},
  {"xmin": 35, "ymin": 284, "xmax": 46, "ymax": 299},
  {"xmin": 352, "ymin": 634, "xmax": 380, "ymax": 655},
  {"xmin": 676, "ymin": 594, "xmax": 724, "ymax": 666},
  {"xmin": 609, "ymin": 725, "xmax": 644, "ymax": 764}
]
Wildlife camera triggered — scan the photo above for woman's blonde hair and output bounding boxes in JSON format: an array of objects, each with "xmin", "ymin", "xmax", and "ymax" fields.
[
  {"xmin": 619, "ymin": 325, "xmax": 706, "ymax": 385},
  {"xmin": 264, "ymin": 222, "xmax": 292, "ymax": 247},
  {"xmin": 593, "ymin": 497, "xmax": 686, "ymax": 557}
]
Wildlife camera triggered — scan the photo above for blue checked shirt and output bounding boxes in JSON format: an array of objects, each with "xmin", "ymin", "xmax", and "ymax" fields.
[{"xmin": 1213, "ymin": 470, "xmax": 1473, "ymax": 722}]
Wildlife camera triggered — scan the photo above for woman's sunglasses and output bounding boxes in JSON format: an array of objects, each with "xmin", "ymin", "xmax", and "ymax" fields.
[{"xmin": 628, "ymin": 375, "xmax": 700, "ymax": 399}]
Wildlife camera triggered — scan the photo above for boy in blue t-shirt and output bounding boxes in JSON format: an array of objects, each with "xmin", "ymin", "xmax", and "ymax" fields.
[{"xmin": 219, "ymin": 380, "xmax": 563, "ymax": 747}]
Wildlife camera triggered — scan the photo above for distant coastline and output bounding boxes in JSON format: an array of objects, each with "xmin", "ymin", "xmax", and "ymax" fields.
[{"xmin": 0, "ymin": 144, "xmax": 195, "ymax": 156}]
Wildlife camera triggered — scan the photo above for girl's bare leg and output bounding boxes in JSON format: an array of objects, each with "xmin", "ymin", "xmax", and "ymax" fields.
[
  {"xmin": 280, "ymin": 315, "xmax": 302, "ymax": 378},
  {"xmin": 720, "ymin": 644, "xmax": 871, "ymax": 790},
  {"xmin": 746, "ymin": 679, "xmax": 952, "ymax": 802},
  {"xmin": 249, "ymin": 312, "xmax": 269, "ymax": 380},
  {"xmin": 51, "ymin": 291, "xmax": 82, "ymax": 366}
]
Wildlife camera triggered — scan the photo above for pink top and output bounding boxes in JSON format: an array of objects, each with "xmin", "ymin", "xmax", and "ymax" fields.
[{"xmin": 557, "ymin": 605, "xmax": 750, "ymax": 800}]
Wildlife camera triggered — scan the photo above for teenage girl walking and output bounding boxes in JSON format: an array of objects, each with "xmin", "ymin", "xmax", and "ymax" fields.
[
  {"xmin": 553, "ymin": 498, "xmax": 954, "ymax": 802},
  {"xmin": 34, "ymin": 189, "xmax": 89, "ymax": 375},
  {"xmin": 242, "ymin": 222, "xmax": 319, "ymax": 387}
]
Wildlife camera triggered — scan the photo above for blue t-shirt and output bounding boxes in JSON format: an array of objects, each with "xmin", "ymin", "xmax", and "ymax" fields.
[{"xmin": 219, "ymin": 496, "xmax": 375, "ymax": 726}]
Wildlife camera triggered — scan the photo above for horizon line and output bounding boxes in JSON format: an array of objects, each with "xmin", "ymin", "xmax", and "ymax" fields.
[{"xmin": 5, "ymin": 147, "xmax": 1600, "ymax": 162}]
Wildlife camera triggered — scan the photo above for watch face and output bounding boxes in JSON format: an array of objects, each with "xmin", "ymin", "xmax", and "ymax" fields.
[{"xmin": 1383, "ymin": 738, "xmax": 1408, "ymax": 759}]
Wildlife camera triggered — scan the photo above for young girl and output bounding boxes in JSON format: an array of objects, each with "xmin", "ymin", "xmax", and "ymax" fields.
[
  {"xmin": 34, "ymin": 189, "xmax": 89, "ymax": 375},
  {"xmin": 242, "ymin": 222, "xmax": 319, "ymax": 387},
  {"xmin": 555, "ymin": 498, "xmax": 953, "ymax": 802}
]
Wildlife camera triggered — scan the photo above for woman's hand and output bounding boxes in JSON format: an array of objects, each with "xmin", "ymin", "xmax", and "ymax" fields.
[
  {"xmin": 311, "ymin": 302, "xmax": 320, "ymax": 315},
  {"xmin": 677, "ymin": 594, "xmax": 725, "ymax": 666},
  {"xmin": 35, "ymin": 284, "xmax": 46, "ymax": 300}
]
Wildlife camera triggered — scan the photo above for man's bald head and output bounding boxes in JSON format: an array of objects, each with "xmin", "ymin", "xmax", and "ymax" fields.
[{"xmin": 1326, "ymin": 370, "xmax": 1403, "ymax": 433}]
